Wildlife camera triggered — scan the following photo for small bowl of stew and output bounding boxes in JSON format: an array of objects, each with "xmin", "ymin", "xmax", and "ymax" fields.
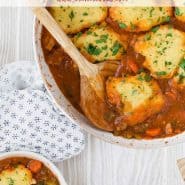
[{"xmin": 0, "ymin": 151, "xmax": 67, "ymax": 185}]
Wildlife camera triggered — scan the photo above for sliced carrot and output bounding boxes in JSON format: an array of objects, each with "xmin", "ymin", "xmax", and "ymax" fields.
[
  {"xmin": 127, "ymin": 59, "xmax": 139, "ymax": 73},
  {"xmin": 28, "ymin": 160, "xmax": 42, "ymax": 173},
  {"xmin": 145, "ymin": 128, "xmax": 161, "ymax": 137}
]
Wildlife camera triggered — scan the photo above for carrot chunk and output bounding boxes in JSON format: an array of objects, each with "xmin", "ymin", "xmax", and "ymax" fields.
[
  {"xmin": 128, "ymin": 59, "xmax": 139, "ymax": 73},
  {"xmin": 145, "ymin": 128, "xmax": 161, "ymax": 137},
  {"xmin": 28, "ymin": 160, "xmax": 42, "ymax": 173}
]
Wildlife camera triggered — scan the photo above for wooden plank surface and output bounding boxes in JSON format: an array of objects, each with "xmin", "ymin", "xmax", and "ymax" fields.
[{"xmin": 0, "ymin": 7, "xmax": 185, "ymax": 185}]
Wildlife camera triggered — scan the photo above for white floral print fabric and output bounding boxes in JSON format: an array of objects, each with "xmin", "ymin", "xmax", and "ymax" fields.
[{"xmin": 0, "ymin": 61, "xmax": 85, "ymax": 162}]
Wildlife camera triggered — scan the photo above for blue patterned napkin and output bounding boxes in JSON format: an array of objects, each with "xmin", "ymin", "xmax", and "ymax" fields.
[{"xmin": 0, "ymin": 61, "xmax": 85, "ymax": 162}]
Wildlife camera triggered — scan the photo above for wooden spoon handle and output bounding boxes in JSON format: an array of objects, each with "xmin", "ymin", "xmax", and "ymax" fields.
[
  {"xmin": 31, "ymin": 6, "xmax": 95, "ymax": 75},
  {"xmin": 177, "ymin": 158, "xmax": 185, "ymax": 181}
]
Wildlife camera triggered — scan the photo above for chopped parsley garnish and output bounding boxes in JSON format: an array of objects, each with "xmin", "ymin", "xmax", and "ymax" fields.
[
  {"xmin": 8, "ymin": 178, "xmax": 14, "ymax": 185},
  {"xmin": 144, "ymin": 74, "xmax": 152, "ymax": 82},
  {"xmin": 151, "ymin": 26, "xmax": 160, "ymax": 33},
  {"xmin": 76, "ymin": 32, "xmax": 82, "ymax": 38},
  {"xmin": 179, "ymin": 58, "xmax": 185, "ymax": 70},
  {"xmin": 83, "ymin": 12, "xmax": 88, "ymax": 16},
  {"xmin": 179, "ymin": 74, "xmax": 185, "ymax": 83},
  {"xmin": 149, "ymin": 7, "xmax": 155, "ymax": 17},
  {"xmin": 175, "ymin": 8, "xmax": 182, "ymax": 16},
  {"xmin": 138, "ymin": 75, "xmax": 144, "ymax": 81},
  {"xmin": 101, "ymin": 34, "xmax": 108, "ymax": 40},
  {"xmin": 95, "ymin": 40, "xmax": 103, "ymax": 44},
  {"xmin": 166, "ymin": 33, "xmax": 172, "ymax": 37},
  {"xmin": 111, "ymin": 41, "xmax": 122, "ymax": 56},
  {"xmin": 119, "ymin": 23, "xmax": 127, "ymax": 29},
  {"xmin": 104, "ymin": 53, "xmax": 108, "ymax": 57},
  {"xmin": 93, "ymin": 32, "xmax": 98, "ymax": 37},
  {"xmin": 87, "ymin": 44, "xmax": 102, "ymax": 56},
  {"xmin": 95, "ymin": 34, "xmax": 108, "ymax": 44},
  {"xmin": 162, "ymin": 47, "xmax": 167, "ymax": 52},
  {"xmin": 138, "ymin": 73, "xmax": 152, "ymax": 82},
  {"xmin": 165, "ymin": 16, "xmax": 171, "ymax": 22},
  {"xmin": 69, "ymin": 10, "xmax": 75, "ymax": 21},
  {"xmin": 165, "ymin": 61, "xmax": 172, "ymax": 66},
  {"xmin": 144, "ymin": 33, "xmax": 151, "ymax": 41},
  {"xmin": 153, "ymin": 60, "xmax": 158, "ymax": 64},
  {"xmin": 87, "ymin": 31, "xmax": 92, "ymax": 35},
  {"xmin": 156, "ymin": 71, "xmax": 167, "ymax": 76},
  {"xmin": 130, "ymin": 22, "xmax": 135, "ymax": 30},
  {"xmin": 102, "ymin": 45, "xmax": 108, "ymax": 50}
]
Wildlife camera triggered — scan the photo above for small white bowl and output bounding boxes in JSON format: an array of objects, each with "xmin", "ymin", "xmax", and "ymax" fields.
[{"xmin": 0, "ymin": 151, "xmax": 67, "ymax": 185}]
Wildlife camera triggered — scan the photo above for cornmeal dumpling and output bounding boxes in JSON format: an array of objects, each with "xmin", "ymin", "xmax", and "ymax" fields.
[
  {"xmin": 106, "ymin": 73, "xmax": 165, "ymax": 126},
  {"xmin": 109, "ymin": 7, "xmax": 172, "ymax": 32},
  {"xmin": 73, "ymin": 25, "xmax": 127, "ymax": 62},
  {"xmin": 175, "ymin": 7, "xmax": 185, "ymax": 23},
  {"xmin": 0, "ymin": 165, "xmax": 33, "ymax": 185},
  {"xmin": 134, "ymin": 25, "xmax": 185, "ymax": 79},
  {"xmin": 49, "ymin": 7, "xmax": 107, "ymax": 34}
]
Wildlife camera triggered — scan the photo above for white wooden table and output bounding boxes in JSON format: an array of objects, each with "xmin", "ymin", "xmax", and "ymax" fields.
[{"xmin": 0, "ymin": 7, "xmax": 185, "ymax": 185}]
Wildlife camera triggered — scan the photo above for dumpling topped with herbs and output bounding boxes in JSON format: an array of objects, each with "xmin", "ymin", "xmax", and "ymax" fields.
[
  {"xmin": 0, "ymin": 165, "xmax": 34, "ymax": 185},
  {"xmin": 49, "ymin": 7, "xmax": 107, "ymax": 34},
  {"xmin": 109, "ymin": 7, "xmax": 172, "ymax": 32},
  {"xmin": 73, "ymin": 25, "xmax": 128, "ymax": 63},
  {"xmin": 134, "ymin": 25, "xmax": 185, "ymax": 79},
  {"xmin": 106, "ymin": 73, "xmax": 165, "ymax": 126}
]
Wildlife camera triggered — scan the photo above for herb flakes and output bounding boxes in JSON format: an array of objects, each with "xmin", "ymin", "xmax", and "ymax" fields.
[{"xmin": 111, "ymin": 41, "xmax": 122, "ymax": 56}]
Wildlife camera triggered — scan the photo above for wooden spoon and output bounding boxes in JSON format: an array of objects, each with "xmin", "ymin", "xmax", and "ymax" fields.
[{"xmin": 31, "ymin": 7, "xmax": 117, "ymax": 131}]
